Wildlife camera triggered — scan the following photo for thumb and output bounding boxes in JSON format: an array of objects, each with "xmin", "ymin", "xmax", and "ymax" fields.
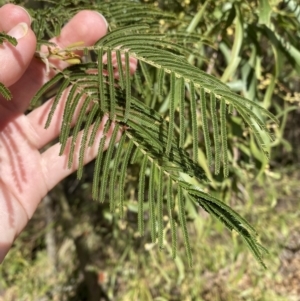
[{"xmin": 0, "ymin": 22, "xmax": 36, "ymax": 87}]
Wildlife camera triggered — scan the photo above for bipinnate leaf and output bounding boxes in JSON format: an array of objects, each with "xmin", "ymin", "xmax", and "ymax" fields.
[{"xmin": 29, "ymin": 8, "xmax": 276, "ymax": 268}]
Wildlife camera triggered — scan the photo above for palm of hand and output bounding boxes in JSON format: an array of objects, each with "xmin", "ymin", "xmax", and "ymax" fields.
[{"xmin": 0, "ymin": 4, "xmax": 112, "ymax": 262}]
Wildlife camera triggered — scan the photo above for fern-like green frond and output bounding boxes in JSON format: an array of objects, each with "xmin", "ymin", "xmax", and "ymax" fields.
[
  {"xmin": 187, "ymin": 186, "xmax": 266, "ymax": 268},
  {"xmin": 29, "ymin": 9, "xmax": 277, "ymax": 268}
]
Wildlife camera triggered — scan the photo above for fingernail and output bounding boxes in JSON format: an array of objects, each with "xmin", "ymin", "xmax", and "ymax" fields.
[
  {"xmin": 7, "ymin": 22, "xmax": 28, "ymax": 40},
  {"xmin": 16, "ymin": 6, "xmax": 32, "ymax": 24},
  {"xmin": 94, "ymin": 12, "xmax": 108, "ymax": 29}
]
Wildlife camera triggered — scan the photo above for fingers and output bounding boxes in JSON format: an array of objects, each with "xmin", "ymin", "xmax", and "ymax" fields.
[
  {"xmin": 5, "ymin": 10, "xmax": 109, "ymax": 113},
  {"xmin": 0, "ymin": 4, "xmax": 32, "ymax": 31},
  {"xmin": 41, "ymin": 10, "xmax": 109, "ymax": 72},
  {"xmin": 52, "ymin": 11, "xmax": 108, "ymax": 50},
  {"xmin": 0, "ymin": 4, "xmax": 36, "ymax": 87}
]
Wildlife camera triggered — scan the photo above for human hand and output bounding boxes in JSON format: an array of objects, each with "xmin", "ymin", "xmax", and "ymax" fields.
[{"xmin": 0, "ymin": 4, "xmax": 135, "ymax": 262}]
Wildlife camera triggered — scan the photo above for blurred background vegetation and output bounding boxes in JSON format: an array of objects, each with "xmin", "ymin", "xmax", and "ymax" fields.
[{"xmin": 1, "ymin": 0, "xmax": 300, "ymax": 300}]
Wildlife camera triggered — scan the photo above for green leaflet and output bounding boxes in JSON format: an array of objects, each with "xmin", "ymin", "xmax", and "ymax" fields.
[
  {"xmin": 178, "ymin": 77, "xmax": 186, "ymax": 148},
  {"xmin": 99, "ymin": 123, "xmax": 120, "ymax": 203},
  {"xmin": 31, "ymin": 73, "xmax": 65, "ymax": 106},
  {"xmin": 124, "ymin": 51, "xmax": 131, "ymax": 122},
  {"xmin": 189, "ymin": 82, "xmax": 198, "ymax": 163},
  {"xmin": 0, "ymin": 82, "xmax": 12, "ymax": 100},
  {"xmin": 59, "ymin": 90, "xmax": 85, "ymax": 155},
  {"xmin": 107, "ymin": 49, "xmax": 116, "ymax": 120},
  {"xmin": 199, "ymin": 87, "xmax": 212, "ymax": 167},
  {"xmin": 220, "ymin": 98, "xmax": 229, "ymax": 177},
  {"xmin": 178, "ymin": 186, "xmax": 192, "ymax": 267},
  {"xmin": 60, "ymin": 85, "xmax": 78, "ymax": 145},
  {"xmin": 68, "ymin": 95, "xmax": 92, "ymax": 169},
  {"xmin": 92, "ymin": 120, "xmax": 111, "ymax": 201},
  {"xmin": 97, "ymin": 48, "xmax": 105, "ymax": 112},
  {"xmin": 157, "ymin": 68, "xmax": 165, "ymax": 96},
  {"xmin": 0, "ymin": 32, "xmax": 17, "ymax": 46},
  {"xmin": 148, "ymin": 161, "xmax": 157, "ymax": 243},
  {"xmin": 210, "ymin": 93, "xmax": 221, "ymax": 175},
  {"xmin": 109, "ymin": 134, "xmax": 127, "ymax": 213},
  {"xmin": 157, "ymin": 167, "xmax": 164, "ymax": 249},
  {"xmin": 166, "ymin": 72, "xmax": 176, "ymax": 156},
  {"xmin": 116, "ymin": 49, "xmax": 125, "ymax": 90},
  {"xmin": 119, "ymin": 140, "xmax": 134, "ymax": 218},
  {"xmin": 45, "ymin": 78, "xmax": 71, "ymax": 129},
  {"xmin": 88, "ymin": 114, "xmax": 104, "ymax": 147},
  {"xmin": 167, "ymin": 177, "xmax": 177, "ymax": 259},
  {"xmin": 77, "ymin": 103, "xmax": 99, "ymax": 179},
  {"xmin": 138, "ymin": 154, "xmax": 148, "ymax": 236}
]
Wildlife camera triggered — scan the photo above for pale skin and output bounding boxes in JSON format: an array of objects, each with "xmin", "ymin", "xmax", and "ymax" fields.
[{"xmin": 0, "ymin": 4, "xmax": 136, "ymax": 262}]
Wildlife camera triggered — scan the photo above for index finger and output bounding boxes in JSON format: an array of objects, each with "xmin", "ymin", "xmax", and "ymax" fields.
[
  {"xmin": 0, "ymin": 4, "xmax": 31, "ymax": 31},
  {"xmin": 5, "ymin": 10, "xmax": 108, "ymax": 114}
]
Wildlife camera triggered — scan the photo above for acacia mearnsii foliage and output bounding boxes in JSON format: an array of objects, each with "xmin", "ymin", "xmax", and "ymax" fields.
[{"xmin": 2, "ymin": 0, "xmax": 299, "ymax": 268}]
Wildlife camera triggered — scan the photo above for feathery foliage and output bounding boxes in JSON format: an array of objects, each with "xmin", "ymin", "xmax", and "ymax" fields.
[{"xmin": 22, "ymin": 0, "xmax": 282, "ymax": 267}]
